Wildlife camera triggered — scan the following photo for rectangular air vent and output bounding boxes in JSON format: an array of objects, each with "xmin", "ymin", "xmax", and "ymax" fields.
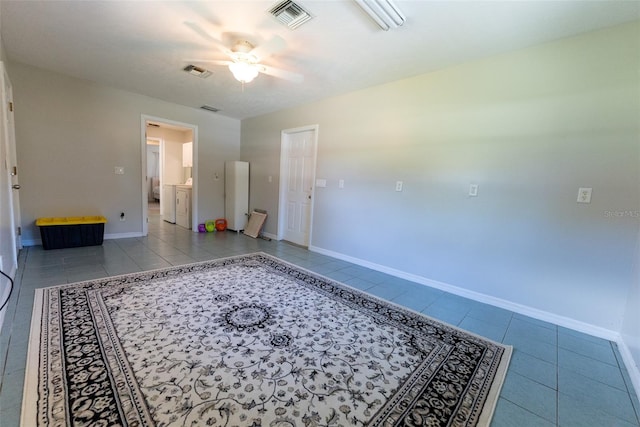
[
  {"xmin": 269, "ymin": 0, "xmax": 312, "ymax": 29},
  {"xmin": 183, "ymin": 64, "xmax": 211, "ymax": 78},
  {"xmin": 201, "ymin": 105, "xmax": 220, "ymax": 113}
]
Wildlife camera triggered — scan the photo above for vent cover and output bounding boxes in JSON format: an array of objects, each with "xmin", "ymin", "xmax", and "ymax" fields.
[
  {"xmin": 201, "ymin": 105, "xmax": 220, "ymax": 113},
  {"xmin": 183, "ymin": 64, "xmax": 211, "ymax": 78},
  {"xmin": 269, "ymin": 0, "xmax": 312, "ymax": 29}
]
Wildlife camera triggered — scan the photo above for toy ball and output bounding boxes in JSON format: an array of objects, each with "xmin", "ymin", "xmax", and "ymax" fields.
[{"xmin": 215, "ymin": 218, "xmax": 227, "ymax": 232}]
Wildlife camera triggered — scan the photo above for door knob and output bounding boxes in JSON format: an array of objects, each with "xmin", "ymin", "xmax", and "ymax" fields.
[{"xmin": 12, "ymin": 184, "xmax": 20, "ymax": 190}]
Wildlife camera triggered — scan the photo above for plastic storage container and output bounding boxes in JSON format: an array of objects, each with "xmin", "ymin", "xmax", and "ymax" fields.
[{"xmin": 36, "ymin": 216, "xmax": 107, "ymax": 250}]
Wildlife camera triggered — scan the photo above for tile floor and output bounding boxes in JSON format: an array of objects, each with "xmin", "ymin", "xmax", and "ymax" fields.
[{"xmin": 1, "ymin": 215, "xmax": 639, "ymax": 426}]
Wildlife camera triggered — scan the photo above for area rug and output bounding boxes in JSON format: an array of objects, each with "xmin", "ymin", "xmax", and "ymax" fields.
[{"xmin": 22, "ymin": 252, "xmax": 511, "ymax": 426}]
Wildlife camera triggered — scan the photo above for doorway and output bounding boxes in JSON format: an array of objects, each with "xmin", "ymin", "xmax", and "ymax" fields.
[
  {"xmin": 0, "ymin": 62, "xmax": 21, "ymax": 271},
  {"xmin": 141, "ymin": 115, "xmax": 197, "ymax": 236},
  {"xmin": 277, "ymin": 125, "xmax": 318, "ymax": 247}
]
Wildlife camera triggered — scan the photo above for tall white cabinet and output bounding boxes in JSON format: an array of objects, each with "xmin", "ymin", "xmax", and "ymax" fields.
[{"xmin": 225, "ymin": 161, "xmax": 249, "ymax": 231}]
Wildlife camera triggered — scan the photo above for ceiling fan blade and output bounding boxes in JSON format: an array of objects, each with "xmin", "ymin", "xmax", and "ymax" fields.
[
  {"xmin": 250, "ymin": 35, "xmax": 286, "ymax": 61},
  {"xmin": 185, "ymin": 59, "xmax": 232, "ymax": 66},
  {"xmin": 258, "ymin": 64, "xmax": 304, "ymax": 83}
]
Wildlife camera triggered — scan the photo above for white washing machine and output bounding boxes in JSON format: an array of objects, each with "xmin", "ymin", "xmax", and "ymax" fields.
[{"xmin": 162, "ymin": 184, "xmax": 176, "ymax": 223}]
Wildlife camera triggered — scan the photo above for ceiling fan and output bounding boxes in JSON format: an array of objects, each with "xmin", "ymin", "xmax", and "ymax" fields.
[{"xmin": 184, "ymin": 22, "xmax": 304, "ymax": 85}]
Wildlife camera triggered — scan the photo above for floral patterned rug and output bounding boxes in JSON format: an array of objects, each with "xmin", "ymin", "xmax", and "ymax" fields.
[{"xmin": 23, "ymin": 252, "xmax": 511, "ymax": 426}]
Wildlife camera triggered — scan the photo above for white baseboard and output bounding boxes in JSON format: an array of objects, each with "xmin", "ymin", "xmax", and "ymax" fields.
[
  {"xmin": 104, "ymin": 232, "xmax": 145, "ymax": 240},
  {"xmin": 22, "ymin": 232, "xmax": 145, "ymax": 248},
  {"xmin": 261, "ymin": 232, "xmax": 278, "ymax": 240},
  {"xmin": 21, "ymin": 238, "xmax": 41, "ymax": 247},
  {"xmin": 308, "ymin": 244, "xmax": 640, "ymax": 397},
  {"xmin": 617, "ymin": 336, "xmax": 640, "ymax": 401}
]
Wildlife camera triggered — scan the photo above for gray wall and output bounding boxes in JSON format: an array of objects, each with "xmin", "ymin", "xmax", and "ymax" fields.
[
  {"xmin": 242, "ymin": 20, "xmax": 639, "ymax": 352},
  {"xmin": 9, "ymin": 62, "xmax": 241, "ymax": 243}
]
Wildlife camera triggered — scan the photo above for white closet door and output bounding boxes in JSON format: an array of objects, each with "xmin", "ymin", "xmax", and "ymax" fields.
[{"xmin": 225, "ymin": 161, "xmax": 249, "ymax": 231}]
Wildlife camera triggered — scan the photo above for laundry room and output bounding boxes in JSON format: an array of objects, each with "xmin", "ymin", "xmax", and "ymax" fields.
[{"xmin": 146, "ymin": 121, "xmax": 193, "ymax": 228}]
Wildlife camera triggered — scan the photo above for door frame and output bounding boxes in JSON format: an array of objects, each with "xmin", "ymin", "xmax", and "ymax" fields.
[
  {"xmin": 140, "ymin": 115, "xmax": 198, "ymax": 236},
  {"xmin": 277, "ymin": 124, "xmax": 319, "ymax": 245},
  {"xmin": 0, "ymin": 62, "xmax": 20, "ymax": 269},
  {"xmin": 146, "ymin": 136, "xmax": 162, "ymax": 215}
]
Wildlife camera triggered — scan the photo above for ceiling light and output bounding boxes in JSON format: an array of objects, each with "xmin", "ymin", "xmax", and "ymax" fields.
[
  {"xmin": 228, "ymin": 62, "xmax": 260, "ymax": 83},
  {"xmin": 354, "ymin": 0, "xmax": 406, "ymax": 31}
]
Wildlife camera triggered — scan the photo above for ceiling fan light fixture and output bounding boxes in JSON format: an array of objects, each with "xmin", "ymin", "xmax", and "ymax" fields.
[
  {"xmin": 354, "ymin": 0, "xmax": 406, "ymax": 31},
  {"xmin": 229, "ymin": 62, "xmax": 260, "ymax": 83}
]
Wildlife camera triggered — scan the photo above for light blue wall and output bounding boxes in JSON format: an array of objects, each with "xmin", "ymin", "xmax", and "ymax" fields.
[
  {"xmin": 242, "ymin": 21, "xmax": 639, "ymax": 337},
  {"xmin": 9, "ymin": 62, "xmax": 241, "ymax": 243}
]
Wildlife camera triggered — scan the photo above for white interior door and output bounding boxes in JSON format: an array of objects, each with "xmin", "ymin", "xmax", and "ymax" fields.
[
  {"xmin": 1, "ymin": 63, "xmax": 21, "ymax": 263},
  {"xmin": 279, "ymin": 126, "xmax": 318, "ymax": 246}
]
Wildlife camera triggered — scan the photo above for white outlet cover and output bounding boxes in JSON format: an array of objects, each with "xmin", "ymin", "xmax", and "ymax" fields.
[
  {"xmin": 338, "ymin": 179, "xmax": 344, "ymax": 188},
  {"xmin": 315, "ymin": 179, "xmax": 327, "ymax": 188},
  {"xmin": 469, "ymin": 184, "xmax": 479, "ymax": 197},
  {"xmin": 577, "ymin": 187, "xmax": 592, "ymax": 203},
  {"xmin": 395, "ymin": 181, "xmax": 403, "ymax": 192}
]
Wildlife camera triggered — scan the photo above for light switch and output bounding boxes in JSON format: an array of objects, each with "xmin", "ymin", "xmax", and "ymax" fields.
[
  {"xmin": 577, "ymin": 187, "xmax": 592, "ymax": 203},
  {"xmin": 339, "ymin": 179, "xmax": 344, "ymax": 189},
  {"xmin": 395, "ymin": 181, "xmax": 403, "ymax": 192},
  {"xmin": 114, "ymin": 166, "xmax": 124, "ymax": 175}
]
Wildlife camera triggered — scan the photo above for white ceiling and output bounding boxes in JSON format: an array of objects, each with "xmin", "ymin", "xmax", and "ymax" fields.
[{"xmin": 2, "ymin": 1, "xmax": 638, "ymax": 120}]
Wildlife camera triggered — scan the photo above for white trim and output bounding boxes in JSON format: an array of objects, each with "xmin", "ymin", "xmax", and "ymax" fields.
[
  {"xmin": 141, "ymin": 115, "xmax": 199, "ymax": 236},
  {"xmin": 309, "ymin": 244, "xmax": 619, "ymax": 340},
  {"xmin": 277, "ymin": 125, "xmax": 319, "ymax": 245},
  {"xmin": 309, "ymin": 244, "xmax": 640, "ymax": 396},
  {"xmin": 262, "ymin": 232, "xmax": 278, "ymax": 240},
  {"xmin": 22, "ymin": 232, "xmax": 145, "ymax": 247},
  {"xmin": 0, "ymin": 62, "xmax": 21, "ymax": 266},
  {"xmin": 616, "ymin": 337, "xmax": 640, "ymax": 400},
  {"xmin": 104, "ymin": 232, "xmax": 145, "ymax": 239}
]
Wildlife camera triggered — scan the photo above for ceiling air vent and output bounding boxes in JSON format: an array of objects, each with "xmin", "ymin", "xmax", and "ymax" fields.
[
  {"xmin": 201, "ymin": 105, "xmax": 220, "ymax": 113},
  {"xmin": 269, "ymin": 0, "xmax": 312, "ymax": 29},
  {"xmin": 183, "ymin": 64, "xmax": 211, "ymax": 78}
]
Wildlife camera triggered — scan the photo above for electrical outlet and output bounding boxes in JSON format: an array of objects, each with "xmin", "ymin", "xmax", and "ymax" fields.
[
  {"xmin": 469, "ymin": 184, "xmax": 478, "ymax": 197},
  {"xmin": 395, "ymin": 181, "xmax": 403, "ymax": 192},
  {"xmin": 577, "ymin": 187, "xmax": 592, "ymax": 204},
  {"xmin": 120, "ymin": 212, "xmax": 125, "ymax": 222},
  {"xmin": 339, "ymin": 179, "xmax": 344, "ymax": 189}
]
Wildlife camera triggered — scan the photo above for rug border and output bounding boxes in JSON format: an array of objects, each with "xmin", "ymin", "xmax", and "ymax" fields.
[
  {"xmin": 22, "ymin": 288, "xmax": 45, "ymax": 427},
  {"xmin": 21, "ymin": 251, "xmax": 512, "ymax": 426},
  {"xmin": 254, "ymin": 252, "xmax": 513, "ymax": 426}
]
